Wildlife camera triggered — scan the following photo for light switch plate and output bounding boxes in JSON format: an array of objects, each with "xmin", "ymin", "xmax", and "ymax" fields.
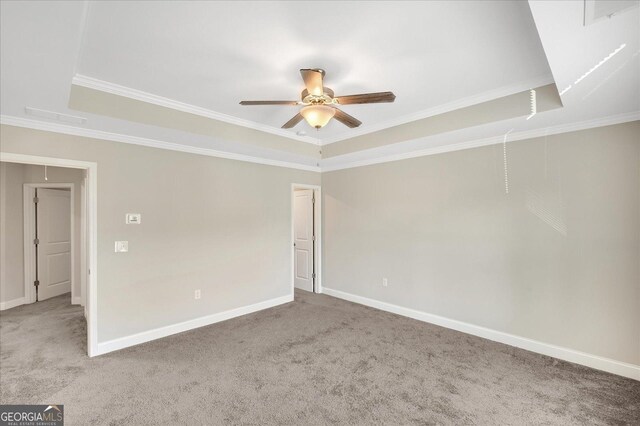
[
  {"xmin": 126, "ymin": 213, "xmax": 141, "ymax": 224},
  {"xmin": 115, "ymin": 241, "xmax": 128, "ymax": 252}
]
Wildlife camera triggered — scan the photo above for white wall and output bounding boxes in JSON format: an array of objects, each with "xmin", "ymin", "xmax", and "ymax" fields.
[
  {"xmin": 0, "ymin": 162, "xmax": 83, "ymax": 307},
  {"xmin": 1, "ymin": 124, "xmax": 320, "ymax": 343},
  {"xmin": 322, "ymin": 121, "xmax": 640, "ymax": 366}
]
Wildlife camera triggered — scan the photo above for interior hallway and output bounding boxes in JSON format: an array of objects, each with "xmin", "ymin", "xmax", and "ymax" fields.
[{"xmin": 1, "ymin": 290, "xmax": 638, "ymax": 425}]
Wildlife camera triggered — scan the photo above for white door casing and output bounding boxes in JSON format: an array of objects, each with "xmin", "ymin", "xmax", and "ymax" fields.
[
  {"xmin": 36, "ymin": 188, "xmax": 72, "ymax": 300},
  {"xmin": 294, "ymin": 189, "xmax": 314, "ymax": 292},
  {"xmin": 6, "ymin": 152, "xmax": 97, "ymax": 358},
  {"xmin": 80, "ymin": 171, "xmax": 88, "ymax": 308}
]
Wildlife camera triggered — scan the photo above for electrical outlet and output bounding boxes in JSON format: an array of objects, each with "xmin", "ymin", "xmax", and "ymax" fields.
[
  {"xmin": 194, "ymin": 289, "xmax": 201, "ymax": 300},
  {"xmin": 114, "ymin": 241, "xmax": 128, "ymax": 253},
  {"xmin": 382, "ymin": 278, "xmax": 388, "ymax": 287}
]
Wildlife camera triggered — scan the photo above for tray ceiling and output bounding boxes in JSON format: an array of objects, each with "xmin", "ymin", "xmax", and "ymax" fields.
[
  {"xmin": 75, "ymin": 1, "xmax": 553, "ymax": 142},
  {"xmin": 1, "ymin": 1, "xmax": 638, "ymax": 171}
]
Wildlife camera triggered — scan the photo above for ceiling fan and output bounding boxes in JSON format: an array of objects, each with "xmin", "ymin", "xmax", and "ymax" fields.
[{"xmin": 240, "ymin": 69, "xmax": 395, "ymax": 130}]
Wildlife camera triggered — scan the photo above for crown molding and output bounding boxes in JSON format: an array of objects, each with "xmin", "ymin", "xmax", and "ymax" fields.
[
  {"xmin": 320, "ymin": 111, "xmax": 640, "ymax": 172},
  {"xmin": 72, "ymin": 73, "xmax": 556, "ymax": 147},
  {"xmin": 0, "ymin": 115, "xmax": 321, "ymax": 172},
  {"xmin": 320, "ymin": 73, "xmax": 556, "ymax": 145},
  {"xmin": 3, "ymin": 112, "xmax": 636, "ymax": 174},
  {"xmin": 71, "ymin": 74, "xmax": 321, "ymax": 145}
]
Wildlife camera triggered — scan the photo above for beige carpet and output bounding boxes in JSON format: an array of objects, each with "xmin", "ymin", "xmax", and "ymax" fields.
[{"xmin": 1, "ymin": 290, "xmax": 638, "ymax": 425}]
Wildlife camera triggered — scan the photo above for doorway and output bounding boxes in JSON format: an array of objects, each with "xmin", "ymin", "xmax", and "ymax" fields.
[
  {"xmin": 291, "ymin": 184, "xmax": 321, "ymax": 294},
  {"xmin": 0, "ymin": 153, "xmax": 98, "ymax": 357},
  {"xmin": 24, "ymin": 185, "xmax": 74, "ymax": 303}
]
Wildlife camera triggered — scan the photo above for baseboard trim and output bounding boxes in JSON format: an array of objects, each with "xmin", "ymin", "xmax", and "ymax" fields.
[
  {"xmin": 0, "ymin": 297, "xmax": 25, "ymax": 311},
  {"xmin": 323, "ymin": 288, "xmax": 640, "ymax": 381},
  {"xmin": 95, "ymin": 294, "xmax": 293, "ymax": 356},
  {"xmin": 71, "ymin": 296, "xmax": 82, "ymax": 305}
]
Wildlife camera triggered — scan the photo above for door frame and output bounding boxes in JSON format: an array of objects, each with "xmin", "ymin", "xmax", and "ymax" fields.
[
  {"xmin": 291, "ymin": 183, "xmax": 322, "ymax": 295},
  {"xmin": 1, "ymin": 152, "xmax": 98, "ymax": 358},
  {"xmin": 23, "ymin": 183, "xmax": 76, "ymax": 305}
]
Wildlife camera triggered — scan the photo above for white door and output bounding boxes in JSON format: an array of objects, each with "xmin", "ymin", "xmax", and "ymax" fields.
[
  {"xmin": 37, "ymin": 188, "xmax": 72, "ymax": 301},
  {"xmin": 294, "ymin": 189, "xmax": 314, "ymax": 292}
]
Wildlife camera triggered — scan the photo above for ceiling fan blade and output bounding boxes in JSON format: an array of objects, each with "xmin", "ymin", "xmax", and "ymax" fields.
[
  {"xmin": 282, "ymin": 113, "xmax": 304, "ymax": 129},
  {"xmin": 300, "ymin": 69, "xmax": 325, "ymax": 96},
  {"xmin": 335, "ymin": 92, "xmax": 396, "ymax": 105},
  {"xmin": 333, "ymin": 108, "xmax": 362, "ymax": 128},
  {"xmin": 240, "ymin": 100, "xmax": 299, "ymax": 105}
]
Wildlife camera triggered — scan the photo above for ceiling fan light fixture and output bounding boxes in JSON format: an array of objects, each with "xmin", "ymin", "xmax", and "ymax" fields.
[
  {"xmin": 239, "ymin": 68, "xmax": 394, "ymax": 129},
  {"xmin": 300, "ymin": 104, "xmax": 335, "ymax": 129}
]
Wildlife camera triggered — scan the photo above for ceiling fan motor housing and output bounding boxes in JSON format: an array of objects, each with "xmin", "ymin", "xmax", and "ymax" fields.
[{"xmin": 301, "ymin": 88, "xmax": 335, "ymax": 105}]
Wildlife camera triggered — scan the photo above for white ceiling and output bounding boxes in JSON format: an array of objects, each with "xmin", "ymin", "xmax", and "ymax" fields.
[
  {"xmin": 1, "ymin": 1, "xmax": 638, "ymax": 171},
  {"xmin": 75, "ymin": 1, "xmax": 553, "ymax": 141}
]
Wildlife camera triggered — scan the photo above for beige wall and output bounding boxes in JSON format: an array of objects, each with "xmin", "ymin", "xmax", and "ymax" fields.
[
  {"xmin": 0, "ymin": 162, "xmax": 84, "ymax": 306},
  {"xmin": 0, "ymin": 125, "xmax": 319, "ymax": 342},
  {"xmin": 322, "ymin": 121, "xmax": 640, "ymax": 365},
  {"xmin": 0, "ymin": 162, "xmax": 25, "ymax": 302},
  {"xmin": 3, "ymin": 121, "xmax": 638, "ymax": 366}
]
